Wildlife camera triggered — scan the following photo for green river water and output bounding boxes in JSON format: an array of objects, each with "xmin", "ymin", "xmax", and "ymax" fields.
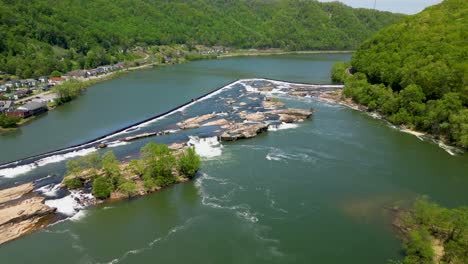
[{"xmin": 0, "ymin": 54, "xmax": 467, "ymax": 264}]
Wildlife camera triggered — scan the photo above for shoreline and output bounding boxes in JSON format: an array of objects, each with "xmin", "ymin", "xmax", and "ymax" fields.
[
  {"xmin": 316, "ymin": 90, "xmax": 464, "ymax": 155},
  {"xmin": 218, "ymin": 49, "xmax": 354, "ymax": 58}
]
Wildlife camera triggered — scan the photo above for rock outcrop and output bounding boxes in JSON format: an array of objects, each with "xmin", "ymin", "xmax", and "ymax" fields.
[
  {"xmin": 203, "ymin": 118, "xmax": 231, "ymax": 127},
  {"xmin": 177, "ymin": 113, "xmax": 216, "ymax": 129},
  {"xmin": 262, "ymin": 98, "xmax": 285, "ymax": 109},
  {"xmin": 0, "ymin": 183, "xmax": 34, "ymax": 204},
  {"xmin": 267, "ymin": 108, "xmax": 313, "ymax": 123},
  {"xmin": 219, "ymin": 123, "xmax": 269, "ymax": 141},
  {"xmin": 0, "ymin": 183, "xmax": 55, "ymax": 245},
  {"xmin": 239, "ymin": 112, "xmax": 266, "ymax": 122}
]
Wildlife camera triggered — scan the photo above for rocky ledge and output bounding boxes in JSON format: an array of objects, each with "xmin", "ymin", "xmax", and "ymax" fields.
[
  {"xmin": 173, "ymin": 94, "xmax": 313, "ymax": 141},
  {"xmin": 0, "ymin": 183, "xmax": 56, "ymax": 245}
]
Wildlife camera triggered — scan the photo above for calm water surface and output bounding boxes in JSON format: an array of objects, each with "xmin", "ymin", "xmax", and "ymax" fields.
[{"xmin": 1, "ymin": 54, "xmax": 467, "ymax": 264}]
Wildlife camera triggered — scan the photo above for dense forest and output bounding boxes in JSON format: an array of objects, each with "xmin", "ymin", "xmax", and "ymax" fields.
[
  {"xmin": 0, "ymin": 0, "xmax": 403, "ymax": 78},
  {"xmin": 335, "ymin": 0, "xmax": 467, "ymax": 148}
]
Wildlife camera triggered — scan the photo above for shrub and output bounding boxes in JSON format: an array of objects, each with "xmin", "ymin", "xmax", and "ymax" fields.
[
  {"xmin": 63, "ymin": 176, "xmax": 83, "ymax": 189},
  {"xmin": 0, "ymin": 114, "xmax": 20, "ymax": 128},
  {"xmin": 178, "ymin": 147, "xmax": 201, "ymax": 177},
  {"xmin": 92, "ymin": 177, "xmax": 112, "ymax": 199}
]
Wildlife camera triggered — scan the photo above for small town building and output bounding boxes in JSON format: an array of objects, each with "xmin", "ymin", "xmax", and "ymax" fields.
[
  {"xmin": 38, "ymin": 76, "xmax": 48, "ymax": 83},
  {"xmin": 48, "ymin": 77, "xmax": 65, "ymax": 85},
  {"xmin": 0, "ymin": 85, "xmax": 7, "ymax": 92},
  {"xmin": 13, "ymin": 80, "xmax": 21, "ymax": 88},
  {"xmin": 0, "ymin": 101, "xmax": 13, "ymax": 113},
  {"xmin": 13, "ymin": 89, "xmax": 31, "ymax": 100},
  {"xmin": 20, "ymin": 79, "xmax": 37, "ymax": 88},
  {"xmin": 6, "ymin": 101, "xmax": 47, "ymax": 118}
]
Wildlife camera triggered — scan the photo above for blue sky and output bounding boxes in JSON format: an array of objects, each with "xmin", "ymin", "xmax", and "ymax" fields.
[{"xmin": 318, "ymin": 0, "xmax": 443, "ymax": 14}]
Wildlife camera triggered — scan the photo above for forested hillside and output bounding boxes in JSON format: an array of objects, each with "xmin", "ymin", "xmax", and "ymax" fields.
[
  {"xmin": 337, "ymin": 0, "xmax": 467, "ymax": 148},
  {"xmin": 0, "ymin": 0, "xmax": 403, "ymax": 78}
]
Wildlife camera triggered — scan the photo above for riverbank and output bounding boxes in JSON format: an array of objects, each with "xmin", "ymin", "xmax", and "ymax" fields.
[
  {"xmin": 218, "ymin": 49, "xmax": 353, "ymax": 58},
  {"xmin": 299, "ymin": 87, "xmax": 464, "ymax": 155}
]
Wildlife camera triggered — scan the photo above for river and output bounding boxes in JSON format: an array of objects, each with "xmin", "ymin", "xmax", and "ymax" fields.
[{"xmin": 0, "ymin": 54, "xmax": 467, "ymax": 263}]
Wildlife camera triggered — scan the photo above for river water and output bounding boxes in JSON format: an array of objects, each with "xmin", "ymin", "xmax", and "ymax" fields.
[{"xmin": 1, "ymin": 54, "xmax": 467, "ymax": 263}]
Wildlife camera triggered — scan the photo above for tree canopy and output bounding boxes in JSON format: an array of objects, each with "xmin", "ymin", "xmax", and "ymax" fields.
[
  {"xmin": 0, "ymin": 0, "xmax": 403, "ymax": 78},
  {"xmin": 336, "ymin": 0, "xmax": 468, "ymax": 148}
]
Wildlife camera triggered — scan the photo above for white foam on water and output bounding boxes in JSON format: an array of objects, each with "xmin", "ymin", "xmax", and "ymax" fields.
[
  {"xmin": 45, "ymin": 190, "xmax": 94, "ymax": 217},
  {"xmin": 187, "ymin": 136, "xmax": 223, "ymax": 159},
  {"xmin": 266, "ymin": 154, "xmax": 282, "ymax": 161},
  {"xmin": 268, "ymin": 123, "xmax": 299, "ymax": 131},
  {"xmin": 436, "ymin": 141, "xmax": 463, "ymax": 156},
  {"xmin": 107, "ymin": 141, "xmax": 129, "ymax": 148},
  {"xmin": 0, "ymin": 164, "xmax": 36, "ymax": 178},
  {"xmin": 0, "ymin": 147, "xmax": 98, "ymax": 179},
  {"xmin": 265, "ymin": 149, "xmax": 314, "ymax": 163},
  {"xmin": 36, "ymin": 183, "xmax": 62, "ymax": 197},
  {"xmin": 37, "ymin": 147, "xmax": 97, "ymax": 166},
  {"xmin": 70, "ymin": 210, "xmax": 88, "ymax": 222}
]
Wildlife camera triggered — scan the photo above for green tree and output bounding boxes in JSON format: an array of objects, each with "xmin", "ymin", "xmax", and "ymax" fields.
[
  {"xmin": 101, "ymin": 151, "xmax": 122, "ymax": 189},
  {"xmin": 177, "ymin": 147, "xmax": 200, "ymax": 177},
  {"xmin": 92, "ymin": 176, "xmax": 112, "ymax": 199},
  {"xmin": 0, "ymin": 114, "xmax": 20, "ymax": 128},
  {"xmin": 63, "ymin": 177, "xmax": 83, "ymax": 189},
  {"xmin": 49, "ymin": 70, "xmax": 62, "ymax": 77},
  {"xmin": 330, "ymin": 62, "xmax": 348, "ymax": 83},
  {"xmin": 402, "ymin": 228, "xmax": 434, "ymax": 264},
  {"xmin": 118, "ymin": 181, "xmax": 138, "ymax": 198}
]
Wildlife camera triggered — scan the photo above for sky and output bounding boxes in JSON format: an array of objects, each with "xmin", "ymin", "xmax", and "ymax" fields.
[{"xmin": 318, "ymin": 0, "xmax": 443, "ymax": 14}]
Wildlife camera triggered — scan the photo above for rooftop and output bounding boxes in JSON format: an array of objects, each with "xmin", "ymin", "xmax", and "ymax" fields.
[{"xmin": 17, "ymin": 101, "xmax": 47, "ymax": 111}]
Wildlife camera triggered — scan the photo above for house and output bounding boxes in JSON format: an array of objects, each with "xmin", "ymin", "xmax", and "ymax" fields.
[
  {"xmin": 13, "ymin": 80, "xmax": 22, "ymax": 88},
  {"xmin": 5, "ymin": 81, "xmax": 14, "ymax": 88},
  {"xmin": 6, "ymin": 101, "xmax": 47, "ymax": 118},
  {"xmin": 48, "ymin": 77, "xmax": 65, "ymax": 85},
  {"xmin": 20, "ymin": 79, "xmax": 37, "ymax": 88},
  {"xmin": 0, "ymin": 85, "xmax": 7, "ymax": 93},
  {"xmin": 38, "ymin": 76, "xmax": 48, "ymax": 83},
  {"xmin": 13, "ymin": 89, "xmax": 31, "ymax": 100},
  {"xmin": 0, "ymin": 101, "xmax": 13, "ymax": 113}
]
